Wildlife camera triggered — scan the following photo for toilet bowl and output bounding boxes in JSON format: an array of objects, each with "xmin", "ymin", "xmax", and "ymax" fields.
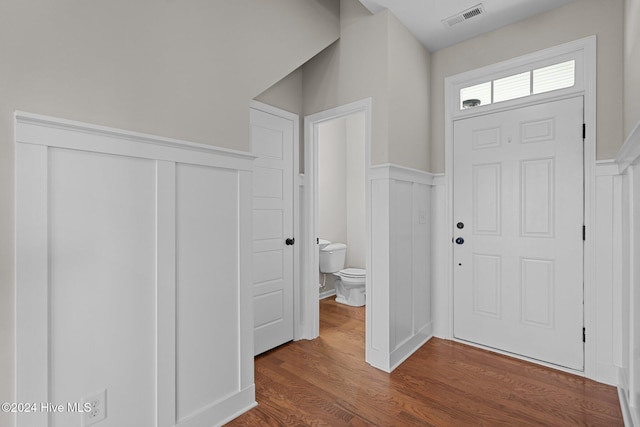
[
  {"xmin": 334, "ymin": 268, "xmax": 366, "ymax": 307},
  {"xmin": 319, "ymin": 242, "xmax": 366, "ymax": 307}
]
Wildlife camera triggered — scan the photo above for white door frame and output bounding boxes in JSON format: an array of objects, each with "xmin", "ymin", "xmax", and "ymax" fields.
[
  {"xmin": 301, "ymin": 99, "xmax": 372, "ymax": 341},
  {"xmin": 249, "ymin": 100, "xmax": 301, "ymax": 340},
  {"xmin": 443, "ymin": 36, "xmax": 597, "ymax": 377}
]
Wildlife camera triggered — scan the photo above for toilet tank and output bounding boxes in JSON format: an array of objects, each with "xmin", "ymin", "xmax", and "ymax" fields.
[
  {"xmin": 319, "ymin": 243, "xmax": 346, "ymax": 273},
  {"xmin": 318, "ymin": 239, "xmax": 331, "ymax": 251}
]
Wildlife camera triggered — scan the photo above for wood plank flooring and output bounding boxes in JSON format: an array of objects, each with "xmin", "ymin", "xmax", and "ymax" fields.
[{"xmin": 229, "ymin": 298, "xmax": 623, "ymax": 426}]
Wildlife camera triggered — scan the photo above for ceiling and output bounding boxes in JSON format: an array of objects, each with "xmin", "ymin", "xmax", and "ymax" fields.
[{"xmin": 358, "ymin": 0, "xmax": 574, "ymax": 52}]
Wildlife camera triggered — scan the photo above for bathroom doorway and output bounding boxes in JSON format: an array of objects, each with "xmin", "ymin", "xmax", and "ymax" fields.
[
  {"xmin": 317, "ymin": 111, "xmax": 366, "ymax": 301},
  {"xmin": 302, "ymin": 98, "xmax": 372, "ymax": 362}
]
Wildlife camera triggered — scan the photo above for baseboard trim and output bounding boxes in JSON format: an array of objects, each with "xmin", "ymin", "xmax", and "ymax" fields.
[
  {"xmin": 215, "ymin": 401, "xmax": 258, "ymax": 427},
  {"xmin": 389, "ymin": 323, "xmax": 433, "ymax": 372},
  {"xmin": 619, "ymin": 386, "xmax": 633, "ymax": 427},
  {"xmin": 319, "ymin": 289, "xmax": 336, "ymax": 300},
  {"xmin": 181, "ymin": 385, "xmax": 256, "ymax": 427}
]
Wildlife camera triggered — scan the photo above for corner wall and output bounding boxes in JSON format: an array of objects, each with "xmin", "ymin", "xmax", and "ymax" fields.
[
  {"xmin": 302, "ymin": 0, "xmax": 431, "ymax": 172},
  {"xmin": 369, "ymin": 165, "xmax": 433, "ymax": 371},
  {"xmin": 615, "ymin": 124, "xmax": 640, "ymax": 425},
  {"xmin": 302, "ymin": 0, "xmax": 390, "ymax": 165},
  {"xmin": 387, "ymin": 12, "xmax": 431, "ymax": 171}
]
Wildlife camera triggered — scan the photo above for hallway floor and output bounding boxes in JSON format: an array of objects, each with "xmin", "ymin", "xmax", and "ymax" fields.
[{"xmin": 229, "ymin": 298, "xmax": 623, "ymax": 426}]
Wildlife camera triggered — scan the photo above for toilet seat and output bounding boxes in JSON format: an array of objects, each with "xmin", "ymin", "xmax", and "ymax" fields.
[
  {"xmin": 338, "ymin": 268, "xmax": 365, "ymax": 278},
  {"xmin": 335, "ymin": 268, "xmax": 366, "ymax": 292}
]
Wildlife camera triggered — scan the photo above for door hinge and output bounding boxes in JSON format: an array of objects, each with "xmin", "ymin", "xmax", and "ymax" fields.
[
  {"xmin": 582, "ymin": 225, "xmax": 586, "ymax": 241},
  {"xmin": 583, "ymin": 327, "xmax": 586, "ymax": 343},
  {"xmin": 582, "ymin": 123, "xmax": 586, "ymax": 139}
]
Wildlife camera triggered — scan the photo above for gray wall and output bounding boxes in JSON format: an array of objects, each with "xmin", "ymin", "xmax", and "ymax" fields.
[
  {"xmin": 345, "ymin": 112, "xmax": 366, "ymax": 269},
  {"xmin": 254, "ymin": 67, "xmax": 305, "ymax": 170},
  {"xmin": 319, "ymin": 117, "xmax": 348, "ymax": 246},
  {"xmin": 317, "ymin": 113, "xmax": 366, "ymax": 269},
  {"xmin": 317, "ymin": 116, "xmax": 348, "ymax": 295},
  {"xmin": 0, "ymin": 1, "xmax": 340, "ymax": 423},
  {"xmin": 303, "ymin": 0, "xmax": 431, "ymax": 172},
  {"xmin": 430, "ymin": 0, "xmax": 625, "ymax": 172},
  {"xmin": 388, "ymin": 12, "xmax": 431, "ymax": 171},
  {"xmin": 255, "ymin": 68, "xmax": 304, "ymax": 118},
  {"xmin": 303, "ymin": 1, "xmax": 390, "ymax": 165},
  {"xmin": 625, "ymin": 0, "xmax": 640, "ymax": 138}
]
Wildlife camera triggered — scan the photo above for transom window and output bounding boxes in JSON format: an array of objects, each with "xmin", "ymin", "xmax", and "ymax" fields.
[{"xmin": 460, "ymin": 60, "xmax": 575, "ymax": 110}]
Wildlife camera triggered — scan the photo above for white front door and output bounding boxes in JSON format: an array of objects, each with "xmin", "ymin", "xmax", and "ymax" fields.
[
  {"xmin": 453, "ymin": 97, "xmax": 584, "ymax": 370},
  {"xmin": 250, "ymin": 107, "xmax": 294, "ymax": 355}
]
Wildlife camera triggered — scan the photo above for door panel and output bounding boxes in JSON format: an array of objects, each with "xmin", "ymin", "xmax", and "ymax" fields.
[
  {"xmin": 250, "ymin": 107, "xmax": 294, "ymax": 356},
  {"xmin": 453, "ymin": 97, "xmax": 584, "ymax": 370},
  {"xmin": 473, "ymin": 163, "xmax": 501, "ymax": 235},
  {"xmin": 472, "ymin": 253, "xmax": 501, "ymax": 317}
]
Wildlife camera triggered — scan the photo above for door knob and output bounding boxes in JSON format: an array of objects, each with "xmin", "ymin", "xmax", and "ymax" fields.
[
  {"xmin": 457, "ymin": 222, "xmax": 464, "ymax": 229},
  {"xmin": 455, "ymin": 237, "xmax": 464, "ymax": 245},
  {"xmin": 286, "ymin": 238, "xmax": 295, "ymax": 246}
]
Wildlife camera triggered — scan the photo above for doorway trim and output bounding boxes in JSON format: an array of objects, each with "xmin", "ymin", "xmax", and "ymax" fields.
[
  {"xmin": 443, "ymin": 36, "xmax": 597, "ymax": 377},
  {"xmin": 301, "ymin": 99, "xmax": 372, "ymax": 345}
]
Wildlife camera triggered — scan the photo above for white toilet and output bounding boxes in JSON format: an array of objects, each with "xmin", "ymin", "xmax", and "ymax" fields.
[{"xmin": 319, "ymin": 241, "xmax": 366, "ymax": 307}]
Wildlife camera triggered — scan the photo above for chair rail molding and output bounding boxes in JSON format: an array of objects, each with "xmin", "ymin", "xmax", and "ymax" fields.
[{"xmin": 617, "ymin": 121, "xmax": 640, "ymax": 173}]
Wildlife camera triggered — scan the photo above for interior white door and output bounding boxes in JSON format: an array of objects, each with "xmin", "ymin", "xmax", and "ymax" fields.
[
  {"xmin": 250, "ymin": 107, "xmax": 294, "ymax": 355},
  {"xmin": 453, "ymin": 96, "xmax": 584, "ymax": 370}
]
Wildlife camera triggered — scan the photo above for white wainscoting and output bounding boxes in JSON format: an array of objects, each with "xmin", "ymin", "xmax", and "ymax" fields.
[
  {"xmin": 367, "ymin": 164, "xmax": 434, "ymax": 372},
  {"xmin": 15, "ymin": 112, "xmax": 256, "ymax": 427},
  {"xmin": 616, "ymin": 121, "xmax": 640, "ymax": 427},
  {"xmin": 593, "ymin": 161, "xmax": 624, "ymax": 386},
  {"xmin": 430, "ymin": 175, "xmax": 449, "ymax": 339}
]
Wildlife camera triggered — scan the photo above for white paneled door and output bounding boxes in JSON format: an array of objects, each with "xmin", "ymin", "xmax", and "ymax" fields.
[
  {"xmin": 250, "ymin": 107, "xmax": 295, "ymax": 355},
  {"xmin": 453, "ymin": 97, "xmax": 584, "ymax": 370}
]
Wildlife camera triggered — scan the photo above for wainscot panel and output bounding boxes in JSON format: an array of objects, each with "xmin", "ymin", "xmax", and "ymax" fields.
[
  {"xmin": 368, "ymin": 164, "xmax": 435, "ymax": 372},
  {"xmin": 15, "ymin": 112, "xmax": 256, "ymax": 427}
]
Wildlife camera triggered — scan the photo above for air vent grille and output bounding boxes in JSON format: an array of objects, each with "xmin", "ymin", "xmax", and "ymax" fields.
[
  {"xmin": 442, "ymin": 4, "xmax": 485, "ymax": 28},
  {"xmin": 463, "ymin": 7, "xmax": 483, "ymax": 20}
]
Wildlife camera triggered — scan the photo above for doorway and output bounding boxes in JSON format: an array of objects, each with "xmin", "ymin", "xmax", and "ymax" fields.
[
  {"xmin": 453, "ymin": 96, "xmax": 585, "ymax": 370},
  {"xmin": 303, "ymin": 99, "xmax": 372, "ymax": 358},
  {"xmin": 316, "ymin": 112, "xmax": 366, "ymax": 301},
  {"xmin": 443, "ymin": 36, "xmax": 596, "ymax": 376}
]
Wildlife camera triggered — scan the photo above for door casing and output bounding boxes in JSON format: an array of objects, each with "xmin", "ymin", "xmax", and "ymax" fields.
[{"xmin": 443, "ymin": 36, "xmax": 597, "ymax": 378}]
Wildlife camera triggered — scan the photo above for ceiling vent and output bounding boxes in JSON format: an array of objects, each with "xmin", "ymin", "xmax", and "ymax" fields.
[{"xmin": 442, "ymin": 3, "xmax": 486, "ymax": 28}]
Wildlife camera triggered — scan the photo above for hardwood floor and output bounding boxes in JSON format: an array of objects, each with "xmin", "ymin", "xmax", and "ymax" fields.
[{"xmin": 229, "ymin": 298, "xmax": 623, "ymax": 426}]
